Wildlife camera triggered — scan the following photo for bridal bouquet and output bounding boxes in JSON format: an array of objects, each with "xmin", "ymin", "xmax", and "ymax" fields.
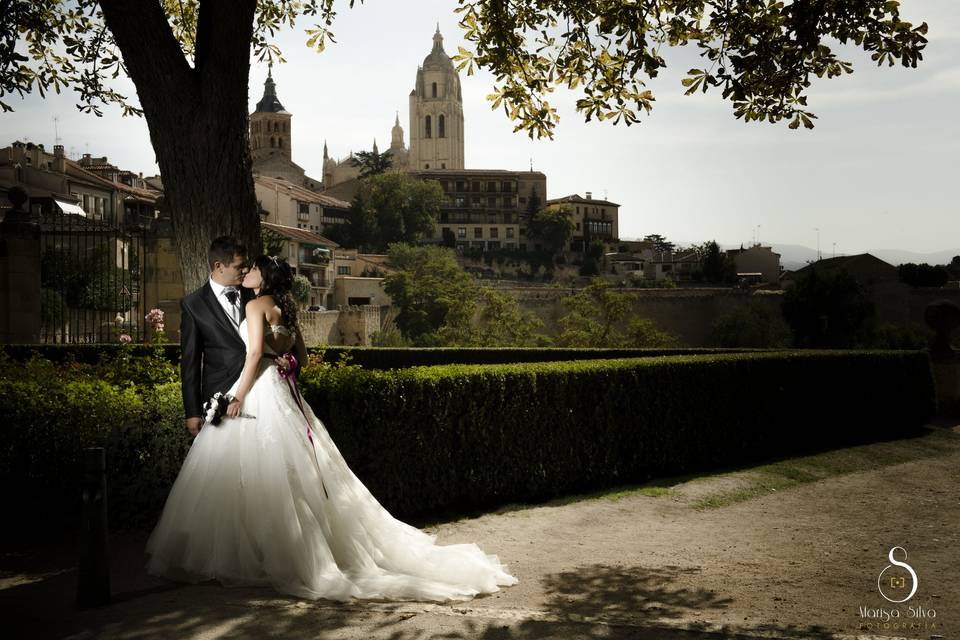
[{"xmin": 203, "ymin": 392, "xmax": 255, "ymax": 425}]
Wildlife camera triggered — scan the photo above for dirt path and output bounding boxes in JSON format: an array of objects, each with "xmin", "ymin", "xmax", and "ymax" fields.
[{"xmin": 2, "ymin": 422, "xmax": 958, "ymax": 640}]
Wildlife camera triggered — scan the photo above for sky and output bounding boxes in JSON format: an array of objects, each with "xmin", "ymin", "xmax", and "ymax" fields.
[{"xmin": 2, "ymin": 0, "xmax": 958, "ymax": 257}]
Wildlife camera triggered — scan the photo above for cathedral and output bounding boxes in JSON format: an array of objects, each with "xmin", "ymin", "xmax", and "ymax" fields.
[{"xmin": 249, "ymin": 26, "xmax": 466, "ymax": 191}]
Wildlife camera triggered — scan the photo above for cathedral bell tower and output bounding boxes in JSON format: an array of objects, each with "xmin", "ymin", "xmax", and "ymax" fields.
[
  {"xmin": 250, "ymin": 64, "xmax": 292, "ymax": 162},
  {"xmin": 408, "ymin": 27, "xmax": 464, "ymax": 170}
]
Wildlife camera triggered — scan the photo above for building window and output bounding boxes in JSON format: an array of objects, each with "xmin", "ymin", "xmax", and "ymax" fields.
[
  {"xmin": 425, "ymin": 115, "xmax": 432, "ymax": 138},
  {"xmin": 506, "ymin": 227, "xmax": 514, "ymax": 239},
  {"xmin": 457, "ymin": 227, "xmax": 466, "ymax": 239},
  {"xmin": 270, "ymin": 137, "xmax": 275, "ymax": 148},
  {"xmin": 474, "ymin": 227, "xmax": 482, "ymax": 239},
  {"xmin": 471, "ymin": 181, "xmax": 480, "ymax": 192},
  {"xmin": 425, "ymin": 163, "xmax": 430, "ymax": 169},
  {"xmin": 576, "ymin": 222, "xmax": 581, "ymax": 231},
  {"xmin": 439, "ymin": 114, "xmax": 445, "ymax": 138},
  {"xmin": 441, "ymin": 163, "xmax": 446, "ymax": 169},
  {"xmin": 501, "ymin": 181, "xmax": 512, "ymax": 193},
  {"xmin": 487, "ymin": 196, "xmax": 497, "ymax": 208},
  {"xmin": 490, "ymin": 227, "xmax": 499, "ymax": 238},
  {"xmin": 337, "ymin": 266, "xmax": 351, "ymax": 275},
  {"xmin": 432, "ymin": 82, "xmax": 437, "ymax": 98},
  {"xmin": 278, "ymin": 137, "xmax": 283, "ymax": 148},
  {"xmin": 454, "ymin": 195, "xmax": 466, "ymax": 207},
  {"xmin": 455, "ymin": 180, "xmax": 466, "ymax": 191},
  {"xmin": 471, "ymin": 196, "xmax": 481, "ymax": 209}
]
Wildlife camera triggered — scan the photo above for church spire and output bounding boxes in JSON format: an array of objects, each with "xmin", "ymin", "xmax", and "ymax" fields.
[
  {"xmin": 372, "ymin": 138, "xmax": 379, "ymax": 154},
  {"xmin": 255, "ymin": 63, "xmax": 286, "ymax": 113},
  {"xmin": 323, "ymin": 140, "xmax": 328, "ymax": 161}
]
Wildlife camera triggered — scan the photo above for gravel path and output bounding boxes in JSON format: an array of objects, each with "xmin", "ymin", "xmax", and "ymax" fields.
[{"xmin": 2, "ymin": 422, "xmax": 957, "ymax": 640}]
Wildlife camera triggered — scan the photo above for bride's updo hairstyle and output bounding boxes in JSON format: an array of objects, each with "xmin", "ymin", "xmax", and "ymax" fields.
[{"xmin": 253, "ymin": 255, "xmax": 299, "ymax": 332}]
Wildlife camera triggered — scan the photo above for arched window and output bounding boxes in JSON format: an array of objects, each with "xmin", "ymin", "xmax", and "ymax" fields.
[
  {"xmin": 270, "ymin": 137, "xmax": 275, "ymax": 148},
  {"xmin": 425, "ymin": 115, "xmax": 432, "ymax": 138},
  {"xmin": 274, "ymin": 122, "xmax": 279, "ymax": 133},
  {"xmin": 432, "ymin": 82, "xmax": 437, "ymax": 98},
  {"xmin": 278, "ymin": 137, "xmax": 283, "ymax": 148},
  {"xmin": 439, "ymin": 114, "xmax": 446, "ymax": 138}
]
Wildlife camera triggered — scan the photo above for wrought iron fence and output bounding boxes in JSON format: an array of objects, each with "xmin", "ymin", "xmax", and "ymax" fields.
[{"xmin": 39, "ymin": 212, "xmax": 147, "ymax": 344}]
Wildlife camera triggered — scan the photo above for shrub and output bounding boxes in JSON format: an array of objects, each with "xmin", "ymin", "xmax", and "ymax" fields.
[{"xmin": 712, "ymin": 300, "xmax": 792, "ymax": 348}]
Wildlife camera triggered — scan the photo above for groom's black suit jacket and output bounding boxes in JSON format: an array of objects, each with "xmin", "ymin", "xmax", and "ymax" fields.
[{"xmin": 180, "ymin": 282, "xmax": 252, "ymax": 419}]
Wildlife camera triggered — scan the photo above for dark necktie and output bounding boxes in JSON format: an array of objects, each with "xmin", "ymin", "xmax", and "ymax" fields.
[{"xmin": 224, "ymin": 288, "xmax": 240, "ymax": 327}]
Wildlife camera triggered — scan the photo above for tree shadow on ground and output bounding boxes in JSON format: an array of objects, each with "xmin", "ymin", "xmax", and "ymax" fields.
[{"xmin": 356, "ymin": 563, "xmax": 840, "ymax": 640}]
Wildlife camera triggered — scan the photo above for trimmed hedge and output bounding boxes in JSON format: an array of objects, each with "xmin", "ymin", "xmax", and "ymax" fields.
[
  {"xmin": 301, "ymin": 350, "xmax": 935, "ymax": 519},
  {"xmin": 1, "ymin": 344, "xmax": 759, "ymax": 371},
  {"xmin": 313, "ymin": 346, "xmax": 763, "ymax": 369},
  {"xmin": 0, "ymin": 349, "xmax": 936, "ymax": 537}
]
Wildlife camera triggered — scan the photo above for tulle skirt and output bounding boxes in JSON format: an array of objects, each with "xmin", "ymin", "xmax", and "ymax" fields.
[{"xmin": 145, "ymin": 360, "xmax": 518, "ymax": 601}]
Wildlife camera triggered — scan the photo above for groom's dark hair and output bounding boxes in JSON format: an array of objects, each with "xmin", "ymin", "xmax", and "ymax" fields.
[{"xmin": 207, "ymin": 236, "xmax": 247, "ymax": 269}]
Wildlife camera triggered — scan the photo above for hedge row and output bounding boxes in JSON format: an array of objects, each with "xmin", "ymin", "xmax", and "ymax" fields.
[
  {"xmin": 299, "ymin": 350, "xmax": 936, "ymax": 519},
  {"xmin": 1, "ymin": 344, "xmax": 759, "ymax": 370},
  {"xmin": 0, "ymin": 350, "xmax": 936, "ymax": 537},
  {"xmin": 313, "ymin": 346, "xmax": 763, "ymax": 369}
]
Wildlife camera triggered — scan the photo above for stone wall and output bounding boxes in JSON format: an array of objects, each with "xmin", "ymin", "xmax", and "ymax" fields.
[
  {"xmin": 299, "ymin": 310, "xmax": 340, "ymax": 346},
  {"xmin": 337, "ymin": 305, "xmax": 382, "ymax": 346},
  {"xmin": 510, "ymin": 286, "xmax": 779, "ymax": 346}
]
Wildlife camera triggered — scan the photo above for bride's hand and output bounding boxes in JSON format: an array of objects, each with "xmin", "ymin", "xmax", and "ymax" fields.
[{"xmin": 226, "ymin": 398, "xmax": 243, "ymax": 418}]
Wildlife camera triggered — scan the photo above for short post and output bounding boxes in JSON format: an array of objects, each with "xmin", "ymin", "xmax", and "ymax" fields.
[{"xmin": 77, "ymin": 447, "xmax": 110, "ymax": 607}]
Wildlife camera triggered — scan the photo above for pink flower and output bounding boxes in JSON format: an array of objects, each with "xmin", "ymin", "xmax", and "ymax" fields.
[
  {"xmin": 119, "ymin": 334, "xmax": 133, "ymax": 344},
  {"xmin": 145, "ymin": 308, "xmax": 165, "ymax": 324}
]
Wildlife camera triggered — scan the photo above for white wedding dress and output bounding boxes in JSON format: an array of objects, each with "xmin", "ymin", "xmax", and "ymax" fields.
[{"xmin": 146, "ymin": 320, "xmax": 518, "ymax": 601}]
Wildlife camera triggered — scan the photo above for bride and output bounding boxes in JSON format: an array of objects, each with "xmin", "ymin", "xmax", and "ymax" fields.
[{"xmin": 146, "ymin": 255, "xmax": 518, "ymax": 601}]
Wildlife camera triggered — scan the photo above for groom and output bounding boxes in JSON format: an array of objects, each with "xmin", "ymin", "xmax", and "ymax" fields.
[{"xmin": 180, "ymin": 236, "xmax": 251, "ymax": 436}]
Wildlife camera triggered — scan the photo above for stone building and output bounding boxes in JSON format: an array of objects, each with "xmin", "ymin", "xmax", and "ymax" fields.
[
  {"xmin": 414, "ymin": 169, "xmax": 547, "ymax": 251},
  {"xmin": 249, "ymin": 66, "xmax": 323, "ymax": 191},
  {"xmin": 254, "ymin": 174, "xmax": 348, "ymax": 233},
  {"xmin": 408, "ymin": 27, "xmax": 465, "ymax": 171},
  {"xmin": 546, "ymin": 192, "xmax": 620, "ymax": 251},
  {"xmin": 725, "ymin": 244, "xmax": 782, "ymax": 285}
]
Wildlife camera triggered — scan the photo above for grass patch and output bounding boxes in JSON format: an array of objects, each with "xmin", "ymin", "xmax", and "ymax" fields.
[{"xmin": 690, "ymin": 427, "xmax": 959, "ymax": 510}]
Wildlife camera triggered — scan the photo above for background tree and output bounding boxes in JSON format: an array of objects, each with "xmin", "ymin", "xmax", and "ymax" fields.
[
  {"xmin": 527, "ymin": 206, "xmax": 574, "ymax": 261},
  {"xmin": 383, "ymin": 244, "xmax": 479, "ymax": 345},
  {"xmin": 696, "ymin": 240, "xmax": 737, "ymax": 284},
  {"xmin": 383, "ymin": 243, "xmax": 544, "ymax": 346},
  {"xmin": 624, "ymin": 317, "xmax": 681, "ymax": 348},
  {"xmin": 644, "ymin": 234, "xmax": 675, "ymax": 254},
  {"xmin": 579, "ymin": 238, "xmax": 604, "ymax": 276},
  {"xmin": 4, "ymin": 1, "xmax": 929, "ymax": 286},
  {"xmin": 291, "ymin": 274, "xmax": 311, "ymax": 307},
  {"xmin": 898, "ymin": 263, "xmax": 949, "ymax": 288},
  {"xmin": 947, "ymin": 256, "xmax": 960, "ymax": 280},
  {"xmin": 556, "ymin": 278, "xmax": 631, "ymax": 347},
  {"xmin": 349, "ymin": 148, "xmax": 393, "ymax": 178},
  {"xmin": 327, "ymin": 173, "xmax": 442, "ymax": 252},
  {"xmin": 712, "ymin": 300, "xmax": 791, "ymax": 348},
  {"xmin": 781, "ymin": 268, "xmax": 875, "ymax": 348}
]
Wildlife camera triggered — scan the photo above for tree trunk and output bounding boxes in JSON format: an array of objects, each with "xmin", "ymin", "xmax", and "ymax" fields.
[{"xmin": 99, "ymin": 0, "xmax": 261, "ymax": 293}]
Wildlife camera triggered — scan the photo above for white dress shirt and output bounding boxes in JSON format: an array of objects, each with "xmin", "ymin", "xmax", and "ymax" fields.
[{"xmin": 208, "ymin": 277, "xmax": 242, "ymax": 331}]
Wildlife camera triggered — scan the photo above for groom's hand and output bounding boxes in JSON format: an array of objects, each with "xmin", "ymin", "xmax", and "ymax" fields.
[{"xmin": 186, "ymin": 417, "xmax": 202, "ymax": 436}]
